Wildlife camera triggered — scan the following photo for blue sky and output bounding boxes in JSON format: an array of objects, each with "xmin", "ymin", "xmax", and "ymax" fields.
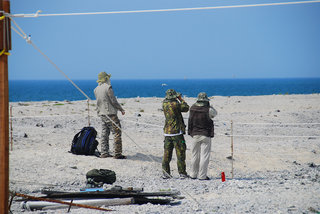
[{"xmin": 8, "ymin": 0, "xmax": 320, "ymax": 80}]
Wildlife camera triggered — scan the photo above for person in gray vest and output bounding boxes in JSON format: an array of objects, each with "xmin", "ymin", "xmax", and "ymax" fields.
[
  {"xmin": 188, "ymin": 92, "xmax": 217, "ymax": 180},
  {"xmin": 94, "ymin": 72, "xmax": 126, "ymax": 159}
]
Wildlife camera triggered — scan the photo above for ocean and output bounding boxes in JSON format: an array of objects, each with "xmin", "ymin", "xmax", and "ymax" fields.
[{"xmin": 9, "ymin": 78, "xmax": 320, "ymax": 102}]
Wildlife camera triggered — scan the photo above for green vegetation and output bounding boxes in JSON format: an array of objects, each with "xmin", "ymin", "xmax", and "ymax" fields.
[
  {"xmin": 18, "ymin": 103, "xmax": 29, "ymax": 106},
  {"xmin": 159, "ymin": 188, "xmax": 171, "ymax": 192}
]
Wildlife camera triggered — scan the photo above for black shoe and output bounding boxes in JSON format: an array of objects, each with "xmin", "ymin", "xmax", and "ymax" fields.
[
  {"xmin": 179, "ymin": 174, "xmax": 189, "ymax": 179},
  {"xmin": 114, "ymin": 154, "xmax": 127, "ymax": 159},
  {"xmin": 199, "ymin": 176, "xmax": 210, "ymax": 180},
  {"xmin": 100, "ymin": 153, "xmax": 113, "ymax": 158},
  {"xmin": 161, "ymin": 174, "xmax": 171, "ymax": 179}
]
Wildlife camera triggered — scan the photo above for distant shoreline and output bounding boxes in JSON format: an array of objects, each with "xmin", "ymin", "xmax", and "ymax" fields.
[{"xmin": 8, "ymin": 94, "xmax": 320, "ymax": 104}]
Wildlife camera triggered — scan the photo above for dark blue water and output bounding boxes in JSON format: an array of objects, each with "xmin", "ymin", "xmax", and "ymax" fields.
[{"xmin": 9, "ymin": 78, "xmax": 320, "ymax": 102}]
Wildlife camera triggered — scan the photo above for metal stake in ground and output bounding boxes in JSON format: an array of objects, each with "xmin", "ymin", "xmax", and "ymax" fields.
[
  {"xmin": 231, "ymin": 120, "xmax": 234, "ymax": 179},
  {"xmin": 87, "ymin": 99, "xmax": 91, "ymax": 126}
]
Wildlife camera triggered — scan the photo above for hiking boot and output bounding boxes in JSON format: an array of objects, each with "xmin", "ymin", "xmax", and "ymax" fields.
[
  {"xmin": 161, "ymin": 174, "xmax": 171, "ymax": 179},
  {"xmin": 100, "ymin": 153, "xmax": 113, "ymax": 158},
  {"xmin": 199, "ymin": 176, "xmax": 211, "ymax": 180},
  {"xmin": 179, "ymin": 174, "xmax": 189, "ymax": 179},
  {"xmin": 114, "ymin": 154, "xmax": 127, "ymax": 159}
]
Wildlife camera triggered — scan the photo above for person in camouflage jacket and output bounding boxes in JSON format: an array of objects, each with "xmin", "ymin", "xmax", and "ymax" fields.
[{"xmin": 162, "ymin": 89, "xmax": 190, "ymax": 179}]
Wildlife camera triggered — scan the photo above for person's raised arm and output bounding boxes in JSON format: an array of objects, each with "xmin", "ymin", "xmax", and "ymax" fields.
[{"xmin": 178, "ymin": 95, "xmax": 189, "ymax": 112}]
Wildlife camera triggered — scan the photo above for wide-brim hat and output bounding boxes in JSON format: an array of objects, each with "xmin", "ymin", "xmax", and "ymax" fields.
[
  {"xmin": 197, "ymin": 92, "xmax": 210, "ymax": 102},
  {"xmin": 97, "ymin": 72, "xmax": 111, "ymax": 83},
  {"xmin": 165, "ymin": 89, "xmax": 180, "ymax": 99}
]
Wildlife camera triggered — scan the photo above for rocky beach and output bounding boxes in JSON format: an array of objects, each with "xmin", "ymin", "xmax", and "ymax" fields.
[{"xmin": 8, "ymin": 94, "xmax": 320, "ymax": 213}]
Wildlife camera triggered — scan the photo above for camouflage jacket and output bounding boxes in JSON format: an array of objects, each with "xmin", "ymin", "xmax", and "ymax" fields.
[{"xmin": 162, "ymin": 98, "xmax": 189, "ymax": 134}]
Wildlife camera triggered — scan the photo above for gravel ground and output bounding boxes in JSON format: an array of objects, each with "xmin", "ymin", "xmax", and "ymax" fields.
[{"xmin": 8, "ymin": 94, "xmax": 320, "ymax": 213}]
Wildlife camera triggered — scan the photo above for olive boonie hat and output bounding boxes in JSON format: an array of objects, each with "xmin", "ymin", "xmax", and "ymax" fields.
[
  {"xmin": 197, "ymin": 92, "xmax": 210, "ymax": 102},
  {"xmin": 165, "ymin": 89, "xmax": 180, "ymax": 99},
  {"xmin": 97, "ymin": 72, "xmax": 111, "ymax": 83}
]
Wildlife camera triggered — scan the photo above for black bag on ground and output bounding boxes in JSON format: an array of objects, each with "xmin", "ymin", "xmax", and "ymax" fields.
[
  {"xmin": 70, "ymin": 127, "xmax": 99, "ymax": 156},
  {"xmin": 86, "ymin": 169, "xmax": 116, "ymax": 186}
]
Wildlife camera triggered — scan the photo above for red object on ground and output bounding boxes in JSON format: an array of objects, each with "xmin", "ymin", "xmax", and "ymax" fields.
[{"xmin": 221, "ymin": 172, "xmax": 226, "ymax": 182}]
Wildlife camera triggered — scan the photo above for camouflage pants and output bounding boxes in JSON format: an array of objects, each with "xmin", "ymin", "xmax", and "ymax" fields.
[
  {"xmin": 100, "ymin": 114, "xmax": 122, "ymax": 156},
  {"xmin": 162, "ymin": 135, "xmax": 187, "ymax": 176}
]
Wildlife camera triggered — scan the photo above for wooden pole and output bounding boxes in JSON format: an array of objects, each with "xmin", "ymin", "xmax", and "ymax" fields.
[
  {"xmin": 87, "ymin": 99, "xmax": 90, "ymax": 126},
  {"xmin": 0, "ymin": 1, "xmax": 11, "ymax": 213},
  {"xmin": 231, "ymin": 120, "xmax": 234, "ymax": 179}
]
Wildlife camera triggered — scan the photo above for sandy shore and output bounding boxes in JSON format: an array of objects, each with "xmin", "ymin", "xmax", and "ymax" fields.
[{"xmin": 8, "ymin": 94, "xmax": 320, "ymax": 213}]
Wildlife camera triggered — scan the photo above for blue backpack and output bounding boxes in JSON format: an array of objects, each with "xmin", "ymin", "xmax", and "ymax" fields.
[{"xmin": 70, "ymin": 127, "xmax": 99, "ymax": 156}]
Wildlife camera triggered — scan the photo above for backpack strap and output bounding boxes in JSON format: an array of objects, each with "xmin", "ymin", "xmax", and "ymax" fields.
[
  {"xmin": 70, "ymin": 130, "xmax": 84, "ymax": 153},
  {"xmin": 72, "ymin": 130, "xmax": 82, "ymax": 143}
]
